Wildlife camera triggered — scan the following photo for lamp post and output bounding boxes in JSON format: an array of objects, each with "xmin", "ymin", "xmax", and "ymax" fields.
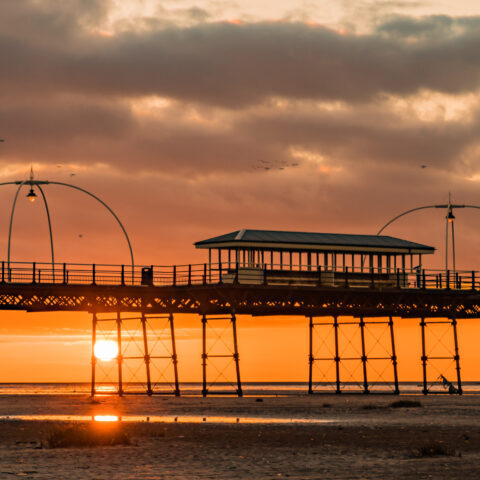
[
  {"xmin": 377, "ymin": 193, "xmax": 480, "ymax": 274},
  {"xmin": 0, "ymin": 168, "xmax": 135, "ymax": 284}
]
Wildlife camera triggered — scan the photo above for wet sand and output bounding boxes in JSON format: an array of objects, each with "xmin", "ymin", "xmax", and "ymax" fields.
[{"xmin": 0, "ymin": 394, "xmax": 479, "ymax": 479}]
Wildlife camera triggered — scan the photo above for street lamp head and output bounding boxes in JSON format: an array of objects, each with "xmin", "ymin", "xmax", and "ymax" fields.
[
  {"xmin": 26, "ymin": 187, "xmax": 37, "ymax": 203},
  {"xmin": 447, "ymin": 209, "xmax": 455, "ymax": 223}
]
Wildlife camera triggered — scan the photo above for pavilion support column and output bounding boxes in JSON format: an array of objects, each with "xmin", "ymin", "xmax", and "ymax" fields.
[
  {"xmin": 389, "ymin": 316, "xmax": 400, "ymax": 395},
  {"xmin": 116, "ymin": 311, "xmax": 123, "ymax": 396},
  {"xmin": 91, "ymin": 312, "xmax": 97, "ymax": 397},
  {"xmin": 359, "ymin": 317, "xmax": 369, "ymax": 394}
]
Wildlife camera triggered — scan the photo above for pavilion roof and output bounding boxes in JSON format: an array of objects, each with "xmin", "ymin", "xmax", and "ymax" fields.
[{"xmin": 194, "ymin": 229, "xmax": 434, "ymax": 254}]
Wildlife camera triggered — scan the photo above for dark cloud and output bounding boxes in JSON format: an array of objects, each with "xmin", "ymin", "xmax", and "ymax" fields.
[{"xmin": 2, "ymin": 3, "xmax": 480, "ymax": 105}]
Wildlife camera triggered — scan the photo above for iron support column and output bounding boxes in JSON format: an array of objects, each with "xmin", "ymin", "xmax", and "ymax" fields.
[
  {"xmin": 308, "ymin": 316, "xmax": 313, "ymax": 394},
  {"xmin": 231, "ymin": 312, "xmax": 243, "ymax": 397},
  {"xmin": 451, "ymin": 314, "xmax": 463, "ymax": 395},
  {"xmin": 91, "ymin": 312, "xmax": 97, "ymax": 397},
  {"xmin": 169, "ymin": 313, "xmax": 180, "ymax": 396},
  {"xmin": 116, "ymin": 312, "xmax": 123, "ymax": 396},
  {"xmin": 141, "ymin": 312, "xmax": 153, "ymax": 395},
  {"xmin": 201, "ymin": 315, "xmax": 207, "ymax": 397},
  {"xmin": 334, "ymin": 316, "xmax": 341, "ymax": 394},
  {"xmin": 420, "ymin": 317, "xmax": 428, "ymax": 395},
  {"xmin": 388, "ymin": 316, "xmax": 400, "ymax": 395},
  {"xmin": 359, "ymin": 317, "xmax": 369, "ymax": 393}
]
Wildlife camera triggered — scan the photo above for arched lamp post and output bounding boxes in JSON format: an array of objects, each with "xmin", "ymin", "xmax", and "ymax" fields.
[
  {"xmin": 378, "ymin": 193, "xmax": 480, "ymax": 273},
  {"xmin": 0, "ymin": 168, "xmax": 134, "ymax": 283}
]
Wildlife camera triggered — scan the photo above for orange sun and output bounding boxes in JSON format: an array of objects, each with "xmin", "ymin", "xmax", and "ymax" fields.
[{"xmin": 94, "ymin": 340, "xmax": 119, "ymax": 361}]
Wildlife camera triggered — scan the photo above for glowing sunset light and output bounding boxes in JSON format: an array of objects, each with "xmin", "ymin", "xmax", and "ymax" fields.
[
  {"xmin": 94, "ymin": 340, "xmax": 118, "ymax": 362},
  {"xmin": 94, "ymin": 415, "xmax": 119, "ymax": 422}
]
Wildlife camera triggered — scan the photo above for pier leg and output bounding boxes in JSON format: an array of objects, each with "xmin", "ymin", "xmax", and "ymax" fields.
[
  {"xmin": 141, "ymin": 312, "xmax": 153, "ymax": 395},
  {"xmin": 359, "ymin": 317, "xmax": 369, "ymax": 393},
  {"xmin": 308, "ymin": 316, "xmax": 313, "ymax": 394},
  {"xmin": 334, "ymin": 316, "xmax": 341, "ymax": 394},
  {"xmin": 420, "ymin": 317, "xmax": 428, "ymax": 395},
  {"xmin": 202, "ymin": 315, "xmax": 207, "ymax": 397},
  {"xmin": 91, "ymin": 313, "xmax": 97, "ymax": 397},
  {"xmin": 231, "ymin": 312, "xmax": 243, "ymax": 397},
  {"xmin": 389, "ymin": 316, "xmax": 400, "ymax": 395},
  {"xmin": 169, "ymin": 313, "xmax": 180, "ymax": 396},
  {"xmin": 116, "ymin": 312, "xmax": 123, "ymax": 396},
  {"xmin": 451, "ymin": 314, "xmax": 463, "ymax": 395}
]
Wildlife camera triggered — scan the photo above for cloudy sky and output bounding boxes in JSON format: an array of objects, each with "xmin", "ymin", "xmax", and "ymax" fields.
[{"xmin": 2, "ymin": 0, "xmax": 480, "ymax": 382}]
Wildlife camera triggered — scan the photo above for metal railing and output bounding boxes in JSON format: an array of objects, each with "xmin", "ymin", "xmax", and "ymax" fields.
[{"xmin": 0, "ymin": 261, "xmax": 479, "ymax": 292}]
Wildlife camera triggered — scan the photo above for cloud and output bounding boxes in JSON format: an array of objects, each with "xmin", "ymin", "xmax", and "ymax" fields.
[{"xmin": 2, "ymin": 3, "xmax": 480, "ymax": 106}]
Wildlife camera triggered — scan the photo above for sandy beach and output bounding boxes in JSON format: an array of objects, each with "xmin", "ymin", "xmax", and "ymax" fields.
[{"xmin": 0, "ymin": 394, "xmax": 478, "ymax": 479}]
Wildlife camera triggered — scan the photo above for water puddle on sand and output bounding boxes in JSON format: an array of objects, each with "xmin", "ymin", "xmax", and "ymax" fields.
[{"xmin": 0, "ymin": 414, "xmax": 331, "ymax": 425}]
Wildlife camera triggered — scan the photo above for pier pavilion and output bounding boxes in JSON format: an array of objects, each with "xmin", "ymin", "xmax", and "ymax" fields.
[{"xmin": 195, "ymin": 229, "xmax": 435, "ymax": 286}]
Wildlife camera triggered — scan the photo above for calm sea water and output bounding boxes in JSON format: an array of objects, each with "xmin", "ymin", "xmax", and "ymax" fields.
[{"xmin": 0, "ymin": 382, "xmax": 479, "ymax": 395}]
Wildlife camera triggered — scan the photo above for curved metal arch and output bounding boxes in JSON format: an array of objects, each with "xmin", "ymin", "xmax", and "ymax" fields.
[
  {"xmin": 6, "ymin": 182, "xmax": 55, "ymax": 275},
  {"xmin": 7, "ymin": 181, "xmax": 27, "ymax": 271},
  {"xmin": 36, "ymin": 184, "xmax": 55, "ymax": 267},
  {"xmin": 47, "ymin": 181, "xmax": 134, "ymax": 283},
  {"xmin": 0, "ymin": 179, "xmax": 134, "ymax": 284},
  {"xmin": 377, "ymin": 205, "xmax": 443, "ymax": 235}
]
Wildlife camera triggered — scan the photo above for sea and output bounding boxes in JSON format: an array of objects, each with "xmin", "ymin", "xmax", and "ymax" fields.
[{"xmin": 0, "ymin": 382, "xmax": 479, "ymax": 395}]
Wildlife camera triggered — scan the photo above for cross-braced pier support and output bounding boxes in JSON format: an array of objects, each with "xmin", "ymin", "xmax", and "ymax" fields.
[
  {"xmin": 201, "ymin": 312, "xmax": 242, "ymax": 397},
  {"xmin": 308, "ymin": 315, "xmax": 399, "ymax": 394},
  {"xmin": 420, "ymin": 315, "xmax": 462, "ymax": 395},
  {"xmin": 90, "ymin": 311, "xmax": 180, "ymax": 396}
]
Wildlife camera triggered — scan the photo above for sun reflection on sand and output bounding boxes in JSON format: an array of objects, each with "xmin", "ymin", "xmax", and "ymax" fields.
[
  {"xmin": 94, "ymin": 415, "xmax": 120, "ymax": 422},
  {"xmin": 0, "ymin": 414, "xmax": 332, "ymax": 425}
]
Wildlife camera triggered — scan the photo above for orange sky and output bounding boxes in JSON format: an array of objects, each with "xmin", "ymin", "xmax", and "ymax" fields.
[{"xmin": 1, "ymin": 1, "xmax": 480, "ymax": 384}]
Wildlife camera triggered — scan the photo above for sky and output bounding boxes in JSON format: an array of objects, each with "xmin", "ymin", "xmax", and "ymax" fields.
[{"xmin": 1, "ymin": 0, "xmax": 480, "ymax": 384}]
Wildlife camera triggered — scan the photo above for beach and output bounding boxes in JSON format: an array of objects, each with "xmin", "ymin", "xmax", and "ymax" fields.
[{"xmin": 0, "ymin": 394, "xmax": 479, "ymax": 479}]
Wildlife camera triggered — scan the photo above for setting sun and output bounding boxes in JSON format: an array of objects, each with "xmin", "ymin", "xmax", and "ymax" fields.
[{"xmin": 94, "ymin": 340, "xmax": 119, "ymax": 362}]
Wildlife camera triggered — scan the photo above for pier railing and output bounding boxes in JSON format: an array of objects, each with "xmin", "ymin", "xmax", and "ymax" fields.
[{"xmin": 0, "ymin": 261, "xmax": 479, "ymax": 291}]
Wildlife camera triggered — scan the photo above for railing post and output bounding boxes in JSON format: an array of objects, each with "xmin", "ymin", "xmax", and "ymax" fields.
[
  {"xmin": 1, "ymin": 261, "xmax": 4, "ymax": 283},
  {"xmin": 32, "ymin": 262, "xmax": 36, "ymax": 284},
  {"xmin": 120, "ymin": 265, "xmax": 125, "ymax": 286},
  {"xmin": 92, "ymin": 264, "xmax": 96, "ymax": 286},
  {"xmin": 188, "ymin": 264, "xmax": 192, "ymax": 285},
  {"xmin": 446, "ymin": 270, "xmax": 450, "ymax": 290},
  {"xmin": 422, "ymin": 269, "xmax": 426, "ymax": 289},
  {"xmin": 173, "ymin": 265, "xmax": 176, "ymax": 286},
  {"xmin": 344, "ymin": 266, "xmax": 349, "ymax": 288},
  {"xmin": 63, "ymin": 263, "xmax": 67, "ymax": 285},
  {"xmin": 218, "ymin": 261, "xmax": 222, "ymax": 284},
  {"xmin": 317, "ymin": 266, "xmax": 322, "ymax": 287},
  {"xmin": 263, "ymin": 265, "xmax": 267, "ymax": 286},
  {"xmin": 203, "ymin": 263, "xmax": 207, "ymax": 285},
  {"xmin": 370, "ymin": 269, "xmax": 375, "ymax": 289},
  {"xmin": 472, "ymin": 271, "xmax": 476, "ymax": 291},
  {"xmin": 234, "ymin": 262, "xmax": 239, "ymax": 284}
]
